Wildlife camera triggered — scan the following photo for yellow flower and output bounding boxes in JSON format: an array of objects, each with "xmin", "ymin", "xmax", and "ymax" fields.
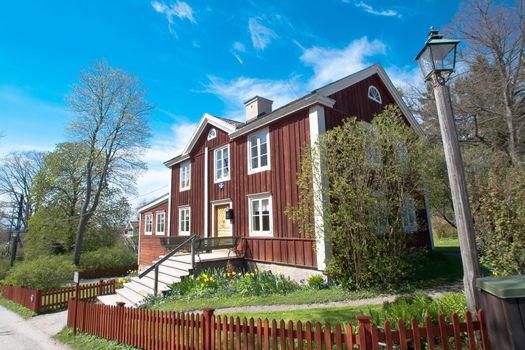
[
  {"xmin": 210, "ymin": 277, "xmax": 215, "ymax": 282},
  {"xmin": 232, "ymin": 271, "xmax": 237, "ymax": 275},
  {"xmin": 200, "ymin": 283, "xmax": 205, "ymax": 288}
]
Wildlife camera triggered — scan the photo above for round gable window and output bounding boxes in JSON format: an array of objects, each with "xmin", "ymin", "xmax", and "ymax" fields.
[
  {"xmin": 368, "ymin": 85, "xmax": 382, "ymax": 104},
  {"xmin": 207, "ymin": 128, "xmax": 217, "ymax": 140}
]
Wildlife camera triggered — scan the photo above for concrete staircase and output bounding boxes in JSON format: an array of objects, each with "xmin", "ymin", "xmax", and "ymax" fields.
[{"xmin": 97, "ymin": 251, "xmax": 229, "ymax": 307}]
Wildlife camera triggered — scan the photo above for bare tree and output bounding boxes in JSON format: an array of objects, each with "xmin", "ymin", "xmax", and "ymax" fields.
[
  {"xmin": 68, "ymin": 60, "xmax": 152, "ymax": 265},
  {"xmin": 449, "ymin": 0, "xmax": 525, "ymax": 165},
  {"xmin": 0, "ymin": 151, "xmax": 45, "ymax": 231}
]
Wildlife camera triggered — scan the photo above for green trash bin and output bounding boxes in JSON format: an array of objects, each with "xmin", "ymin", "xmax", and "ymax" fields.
[{"xmin": 477, "ymin": 275, "xmax": 525, "ymax": 350}]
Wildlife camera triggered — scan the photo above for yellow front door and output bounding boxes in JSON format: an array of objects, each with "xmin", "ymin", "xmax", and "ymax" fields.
[{"xmin": 214, "ymin": 204, "xmax": 232, "ymax": 237}]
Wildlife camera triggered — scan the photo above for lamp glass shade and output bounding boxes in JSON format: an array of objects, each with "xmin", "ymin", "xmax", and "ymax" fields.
[
  {"xmin": 430, "ymin": 42, "xmax": 457, "ymax": 73},
  {"xmin": 417, "ymin": 46, "xmax": 434, "ymax": 80}
]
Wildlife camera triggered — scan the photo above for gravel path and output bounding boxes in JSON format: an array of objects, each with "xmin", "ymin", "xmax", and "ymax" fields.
[
  {"xmin": 215, "ymin": 282, "xmax": 463, "ymax": 314},
  {"xmin": 0, "ymin": 306, "xmax": 70, "ymax": 350}
]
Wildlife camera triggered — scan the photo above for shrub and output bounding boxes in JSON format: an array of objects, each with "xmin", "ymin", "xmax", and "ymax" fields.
[
  {"xmin": 370, "ymin": 292, "xmax": 467, "ymax": 327},
  {"xmin": 0, "ymin": 258, "xmax": 11, "ymax": 281},
  {"xmin": 166, "ymin": 269, "xmax": 300, "ymax": 299},
  {"xmin": 307, "ymin": 275, "xmax": 326, "ymax": 289},
  {"xmin": 79, "ymin": 243, "xmax": 136, "ymax": 270},
  {"xmin": 3, "ymin": 255, "xmax": 75, "ymax": 290}
]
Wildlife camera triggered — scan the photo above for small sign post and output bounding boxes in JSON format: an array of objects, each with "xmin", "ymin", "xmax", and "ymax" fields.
[{"xmin": 72, "ymin": 271, "xmax": 80, "ymax": 335}]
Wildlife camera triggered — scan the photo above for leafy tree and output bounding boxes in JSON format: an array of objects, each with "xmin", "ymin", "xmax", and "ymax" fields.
[
  {"xmin": 67, "ymin": 60, "xmax": 152, "ymax": 265},
  {"xmin": 288, "ymin": 106, "xmax": 429, "ymax": 290},
  {"xmin": 25, "ymin": 142, "xmax": 132, "ymax": 259}
]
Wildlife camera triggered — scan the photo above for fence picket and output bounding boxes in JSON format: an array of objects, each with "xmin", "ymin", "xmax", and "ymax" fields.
[{"xmin": 62, "ymin": 301, "xmax": 492, "ymax": 350}]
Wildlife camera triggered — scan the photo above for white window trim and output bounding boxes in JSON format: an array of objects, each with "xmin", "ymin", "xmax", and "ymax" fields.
[
  {"xmin": 207, "ymin": 128, "xmax": 217, "ymax": 140},
  {"xmin": 248, "ymin": 193, "xmax": 273, "ymax": 237},
  {"xmin": 178, "ymin": 206, "xmax": 191, "ymax": 236},
  {"xmin": 368, "ymin": 85, "xmax": 382, "ymax": 104},
  {"xmin": 144, "ymin": 214, "xmax": 153, "ymax": 235},
  {"xmin": 180, "ymin": 161, "xmax": 191, "ymax": 192},
  {"xmin": 214, "ymin": 144, "xmax": 231, "ymax": 183},
  {"xmin": 155, "ymin": 211, "xmax": 165, "ymax": 235},
  {"xmin": 247, "ymin": 128, "xmax": 271, "ymax": 175}
]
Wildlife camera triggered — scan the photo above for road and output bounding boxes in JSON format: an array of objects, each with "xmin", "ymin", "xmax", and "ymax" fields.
[{"xmin": 0, "ymin": 306, "xmax": 70, "ymax": 350}]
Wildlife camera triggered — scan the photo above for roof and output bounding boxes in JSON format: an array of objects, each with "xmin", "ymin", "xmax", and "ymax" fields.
[
  {"xmin": 137, "ymin": 193, "xmax": 169, "ymax": 213},
  {"xmin": 164, "ymin": 64, "xmax": 424, "ymax": 167}
]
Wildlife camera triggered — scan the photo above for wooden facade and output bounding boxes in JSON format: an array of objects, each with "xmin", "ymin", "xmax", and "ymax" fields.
[
  {"xmin": 139, "ymin": 197, "xmax": 169, "ymax": 266},
  {"xmin": 139, "ymin": 65, "xmax": 432, "ymax": 270}
]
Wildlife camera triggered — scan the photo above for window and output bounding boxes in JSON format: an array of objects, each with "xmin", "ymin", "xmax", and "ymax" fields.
[
  {"xmin": 249, "ymin": 194, "xmax": 272, "ymax": 236},
  {"xmin": 214, "ymin": 145, "xmax": 230, "ymax": 182},
  {"xmin": 207, "ymin": 128, "xmax": 217, "ymax": 140},
  {"xmin": 144, "ymin": 214, "xmax": 153, "ymax": 235},
  {"xmin": 180, "ymin": 161, "xmax": 191, "ymax": 191},
  {"xmin": 156, "ymin": 212, "xmax": 165, "ymax": 235},
  {"xmin": 368, "ymin": 85, "xmax": 382, "ymax": 104},
  {"xmin": 248, "ymin": 128, "xmax": 270, "ymax": 174},
  {"xmin": 401, "ymin": 196, "xmax": 417, "ymax": 232},
  {"xmin": 179, "ymin": 206, "xmax": 191, "ymax": 235}
]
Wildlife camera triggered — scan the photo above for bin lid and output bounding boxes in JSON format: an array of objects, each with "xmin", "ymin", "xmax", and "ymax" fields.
[{"xmin": 476, "ymin": 275, "xmax": 525, "ymax": 298}]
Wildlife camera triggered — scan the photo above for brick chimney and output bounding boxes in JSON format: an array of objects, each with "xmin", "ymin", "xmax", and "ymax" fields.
[{"xmin": 244, "ymin": 96, "xmax": 273, "ymax": 122}]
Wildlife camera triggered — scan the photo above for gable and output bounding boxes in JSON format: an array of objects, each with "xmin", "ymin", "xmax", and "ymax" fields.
[{"xmin": 190, "ymin": 123, "xmax": 230, "ymax": 156}]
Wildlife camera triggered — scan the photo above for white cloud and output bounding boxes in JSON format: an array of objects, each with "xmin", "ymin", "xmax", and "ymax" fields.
[
  {"xmin": 300, "ymin": 36, "xmax": 386, "ymax": 89},
  {"xmin": 151, "ymin": 0, "xmax": 196, "ymax": 35},
  {"xmin": 231, "ymin": 42, "xmax": 246, "ymax": 64},
  {"xmin": 204, "ymin": 75, "xmax": 304, "ymax": 120},
  {"xmin": 354, "ymin": 1, "xmax": 401, "ymax": 18},
  {"xmin": 248, "ymin": 18, "xmax": 277, "ymax": 51}
]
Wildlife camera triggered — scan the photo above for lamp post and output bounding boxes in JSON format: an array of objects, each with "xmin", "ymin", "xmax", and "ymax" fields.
[{"xmin": 415, "ymin": 27, "xmax": 481, "ymax": 312}]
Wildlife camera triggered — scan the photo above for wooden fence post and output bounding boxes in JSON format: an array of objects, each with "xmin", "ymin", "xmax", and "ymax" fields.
[
  {"xmin": 356, "ymin": 315, "xmax": 373, "ymax": 350},
  {"xmin": 98, "ymin": 279, "xmax": 104, "ymax": 296},
  {"xmin": 203, "ymin": 308, "xmax": 215, "ymax": 350},
  {"xmin": 33, "ymin": 289, "xmax": 42, "ymax": 313}
]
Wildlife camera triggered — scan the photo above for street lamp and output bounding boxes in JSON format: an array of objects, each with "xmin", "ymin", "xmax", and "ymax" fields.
[{"xmin": 415, "ymin": 27, "xmax": 481, "ymax": 313}]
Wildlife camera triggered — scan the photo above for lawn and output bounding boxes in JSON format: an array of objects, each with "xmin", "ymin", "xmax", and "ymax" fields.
[
  {"xmin": 55, "ymin": 328, "xmax": 139, "ymax": 350},
  {"xmin": 417, "ymin": 246, "xmax": 463, "ymax": 285},
  {"xmin": 433, "ymin": 237, "xmax": 459, "ymax": 248},
  {"xmin": 0, "ymin": 295, "xmax": 36, "ymax": 318},
  {"xmin": 148, "ymin": 287, "xmax": 380, "ymax": 312},
  {"xmin": 218, "ymin": 304, "xmax": 382, "ymax": 326}
]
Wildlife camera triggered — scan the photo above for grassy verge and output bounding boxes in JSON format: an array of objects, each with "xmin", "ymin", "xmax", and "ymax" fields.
[
  {"xmin": 434, "ymin": 237, "xmax": 459, "ymax": 247},
  {"xmin": 219, "ymin": 304, "xmax": 382, "ymax": 326},
  {"xmin": 0, "ymin": 295, "xmax": 36, "ymax": 318},
  {"xmin": 417, "ymin": 247, "xmax": 463, "ymax": 285},
  {"xmin": 55, "ymin": 327, "xmax": 138, "ymax": 350},
  {"xmin": 148, "ymin": 288, "xmax": 380, "ymax": 312}
]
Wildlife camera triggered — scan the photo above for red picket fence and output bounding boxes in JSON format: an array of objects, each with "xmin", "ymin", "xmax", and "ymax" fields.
[
  {"xmin": 67, "ymin": 299, "xmax": 491, "ymax": 350},
  {"xmin": 1, "ymin": 279, "xmax": 116, "ymax": 313}
]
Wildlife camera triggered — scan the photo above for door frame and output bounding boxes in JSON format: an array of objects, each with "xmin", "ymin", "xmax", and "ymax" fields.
[{"xmin": 211, "ymin": 199, "xmax": 233, "ymax": 237}]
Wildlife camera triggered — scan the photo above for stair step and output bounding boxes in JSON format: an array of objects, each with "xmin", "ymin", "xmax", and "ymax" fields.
[
  {"xmin": 117, "ymin": 286, "xmax": 147, "ymax": 305},
  {"xmin": 142, "ymin": 273, "xmax": 181, "ymax": 287},
  {"xmin": 132, "ymin": 276, "xmax": 170, "ymax": 290},
  {"xmin": 127, "ymin": 279, "xmax": 170, "ymax": 295},
  {"xmin": 97, "ymin": 294, "xmax": 134, "ymax": 307}
]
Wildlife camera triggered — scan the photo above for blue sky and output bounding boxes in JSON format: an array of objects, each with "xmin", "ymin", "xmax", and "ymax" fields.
[{"xmin": 0, "ymin": 0, "xmax": 461, "ymax": 207}]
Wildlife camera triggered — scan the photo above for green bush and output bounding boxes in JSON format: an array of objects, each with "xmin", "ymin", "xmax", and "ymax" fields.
[
  {"xmin": 370, "ymin": 292, "xmax": 467, "ymax": 327},
  {"xmin": 3, "ymin": 255, "xmax": 75, "ymax": 290},
  {"xmin": 0, "ymin": 258, "xmax": 11, "ymax": 281},
  {"xmin": 307, "ymin": 275, "xmax": 326, "ymax": 289},
  {"xmin": 164, "ymin": 269, "xmax": 300, "ymax": 301},
  {"xmin": 79, "ymin": 243, "xmax": 136, "ymax": 270}
]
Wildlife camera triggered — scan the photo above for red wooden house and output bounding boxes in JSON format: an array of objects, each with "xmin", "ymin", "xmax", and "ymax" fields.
[{"xmin": 138, "ymin": 64, "xmax": 432, "ymax": 278}]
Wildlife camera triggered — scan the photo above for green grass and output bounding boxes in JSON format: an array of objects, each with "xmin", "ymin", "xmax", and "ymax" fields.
[
  {"xmin": 148, "ymin": 288, "xmax": 380, "ymax": 312},
  {"xmin": 219, "ymin": 304, "xmax": 382, "ymax": 326},
  {"xmin": 417, "ymin": 247, "xmax": 463, "ymax": 284},
  {"xmin": 434, "ymin": 237, "xmax": 460, "ymax": 247},
  {"xmin": 0, "ymin": 295, "xmax": 37, "ymax": 318},
  {"xmin": 55, "ymin": 327, "xmax": 139, "ymax": 350}
]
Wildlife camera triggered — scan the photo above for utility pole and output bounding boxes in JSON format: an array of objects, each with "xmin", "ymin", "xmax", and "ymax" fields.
[
  {"xmin": 415, "ymin": 28, "xmax": 481, "ymax": 312},
  {"xmin": 9, "ymin": 194, "xmax": 23, "ymax": 267}
]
